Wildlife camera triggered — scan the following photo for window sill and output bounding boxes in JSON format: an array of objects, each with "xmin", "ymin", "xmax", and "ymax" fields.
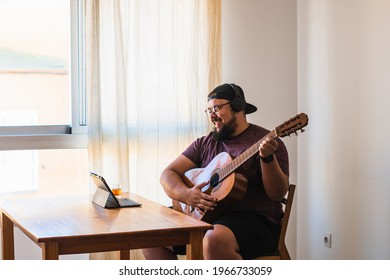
[{"xmin": 0, "ymin": 134, "xmax": 87, "ymax": 150}]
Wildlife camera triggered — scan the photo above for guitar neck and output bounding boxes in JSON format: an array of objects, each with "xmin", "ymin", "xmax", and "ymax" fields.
[{"xmin": 218, "ymin": 129, "xmax": 277, "ymax": 181}]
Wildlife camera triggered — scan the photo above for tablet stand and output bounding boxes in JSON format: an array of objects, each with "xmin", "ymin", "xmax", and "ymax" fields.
[{"xmin": 92, "ymin": 187, "xmax": 111, "ymax": 208}]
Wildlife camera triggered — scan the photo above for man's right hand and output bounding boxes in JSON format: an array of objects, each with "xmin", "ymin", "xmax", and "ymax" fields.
[{"xmin": 186, "ymin": 181, "xmax": 218, "ymax": 214}]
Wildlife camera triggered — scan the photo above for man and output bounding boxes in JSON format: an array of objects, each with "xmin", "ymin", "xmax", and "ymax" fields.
[{"xmin": 143, "ymin": 83, "xmax": 289, "ymax": 260}]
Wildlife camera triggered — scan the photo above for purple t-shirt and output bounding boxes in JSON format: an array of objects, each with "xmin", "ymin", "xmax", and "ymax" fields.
[{"xmin": 182, "ymin": 123, "xmax": 289, "ymax": 224}]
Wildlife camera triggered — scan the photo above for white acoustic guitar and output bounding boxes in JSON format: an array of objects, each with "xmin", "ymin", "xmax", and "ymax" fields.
[{"xmin": 173, "ymin": 113, "xmax": 309, "ymax": 223}]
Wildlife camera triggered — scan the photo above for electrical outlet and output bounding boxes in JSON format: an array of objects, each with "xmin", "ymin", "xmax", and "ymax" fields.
[{"xmin": 323, "ymin": 234, "xmax": 332, "ymax": 248}]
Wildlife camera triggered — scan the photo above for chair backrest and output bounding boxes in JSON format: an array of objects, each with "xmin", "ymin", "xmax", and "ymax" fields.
[
  {"xmin": 254, "ymin": 183, "xmax": 296, "ymax": 260},
  {"xmin": 276, "ymin": 184, "xmax": 296, "ymax": 260}
]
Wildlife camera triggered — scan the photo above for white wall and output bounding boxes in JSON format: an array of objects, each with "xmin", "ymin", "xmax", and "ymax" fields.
[
  {"xmin": 297, "ymin": 0, "xmax": 390, "ymax": 259},
  {"xmin": 223, "ymin": 0, "xmax": 390, "ymax": 260},
  {"xmin": 222, "ymin": 0, "xmax": 298, "ymax": 258}
]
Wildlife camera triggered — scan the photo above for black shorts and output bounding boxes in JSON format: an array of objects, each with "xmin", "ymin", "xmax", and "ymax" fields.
[{"xmin": 173, "ymin": 211, "xmax": 280, "ymax": 259}]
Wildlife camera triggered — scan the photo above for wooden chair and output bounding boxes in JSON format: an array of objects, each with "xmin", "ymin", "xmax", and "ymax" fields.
[{"xmin": 254, "ymin": 184, "xmax": 296, "ymax": 260}]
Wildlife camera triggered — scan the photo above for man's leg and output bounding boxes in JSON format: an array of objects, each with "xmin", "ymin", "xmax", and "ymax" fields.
[
  {"xmin": 203, "ymin": 224, "xmax": 242, "ymax": 260},
  {"xmin": 142, "ymin": 247, "xmax": 178, "ymax": 260}
]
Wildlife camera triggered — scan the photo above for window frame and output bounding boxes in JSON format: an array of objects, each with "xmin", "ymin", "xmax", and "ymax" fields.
[{"xmin": 0, "ymin": 0, "xmax": 87, "ymax": 151}]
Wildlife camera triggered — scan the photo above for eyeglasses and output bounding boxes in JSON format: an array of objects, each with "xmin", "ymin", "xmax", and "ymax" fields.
[{"xmin": 205, "ymin": 102, "xmax": 231, "ymax": 115}]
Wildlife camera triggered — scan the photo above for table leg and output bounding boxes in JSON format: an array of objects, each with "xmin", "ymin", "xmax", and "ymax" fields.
[
  {"xmin": 186, "ymin": 230, "xmax": 204, "ymax": 260},
  {"xmin": 120, "ymin": 250, "xmax": 130, "ymax": 260},
  {"xmin": 42, "ymin": 241, "xmax": 59, "ymax": 260},
  {"xmin": 1, "ymin": 212, "xmax": 15, "ymax": 260}
]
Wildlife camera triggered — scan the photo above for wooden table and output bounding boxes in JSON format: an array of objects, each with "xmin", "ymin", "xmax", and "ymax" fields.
[{"xmin": 0, "ymin": 193, "xmax": 213, "ymax": 260}]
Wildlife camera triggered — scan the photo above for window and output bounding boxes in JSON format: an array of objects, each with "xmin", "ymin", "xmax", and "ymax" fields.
[
  {"xmin": 0, "ymin": 0, "xmax": 88, "ymax": 195},
  {"xmin": 0, "ymin": 0, "xmax": 86, "ymax": 145}
]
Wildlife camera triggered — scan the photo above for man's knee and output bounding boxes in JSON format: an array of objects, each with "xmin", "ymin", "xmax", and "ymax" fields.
[
  {"xmin": 142, "ymin": 247, "xmax": 178, "ymax": 260},
  {"xmin": 204, "ymin": 225, "xmax": 238, "ymax": 251},
  {"xmin": 203, "ymin": 225, "xmax": 241, "ymax": 259}
]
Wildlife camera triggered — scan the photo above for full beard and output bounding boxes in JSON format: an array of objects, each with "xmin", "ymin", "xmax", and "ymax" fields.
[{"xmin": 211, "ymin": 116, "xmax": 237, "ymax": 141}]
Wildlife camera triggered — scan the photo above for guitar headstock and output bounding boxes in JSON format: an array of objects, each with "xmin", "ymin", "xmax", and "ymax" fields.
[{"xmin": 275, "ymin": 113, "xmax": 309, "ymax": 138}]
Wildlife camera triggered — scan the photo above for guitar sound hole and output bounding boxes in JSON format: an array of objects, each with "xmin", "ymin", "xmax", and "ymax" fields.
[{"xmin": 210, "ymin": 173, "xmax": 220, "ymax": 188}]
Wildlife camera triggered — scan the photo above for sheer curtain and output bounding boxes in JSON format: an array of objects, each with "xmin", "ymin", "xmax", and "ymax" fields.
[{"xmin": 85, "ymin": 0, "xmax": 221, "ymax": 209}]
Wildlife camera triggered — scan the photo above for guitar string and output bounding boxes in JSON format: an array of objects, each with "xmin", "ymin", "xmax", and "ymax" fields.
[{"xmin": 217, "ymin": 129, "xmax": 277, "ymax": 182}]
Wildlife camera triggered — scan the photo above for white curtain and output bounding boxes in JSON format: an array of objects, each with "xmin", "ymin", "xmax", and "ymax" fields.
[{"xmin": 85, "ymin": 0, "xmax": 221, "ymax": 208}]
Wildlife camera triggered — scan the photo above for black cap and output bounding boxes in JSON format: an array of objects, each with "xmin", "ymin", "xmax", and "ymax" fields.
[{"xmin": 208, "ymin": 83, "xmax": 257, "ymax": 114}]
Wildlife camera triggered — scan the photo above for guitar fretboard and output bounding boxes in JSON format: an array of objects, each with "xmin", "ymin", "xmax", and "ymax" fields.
[{"xmin": 218, "ymin": 129, "xmax": 278, "ymax": 182}]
